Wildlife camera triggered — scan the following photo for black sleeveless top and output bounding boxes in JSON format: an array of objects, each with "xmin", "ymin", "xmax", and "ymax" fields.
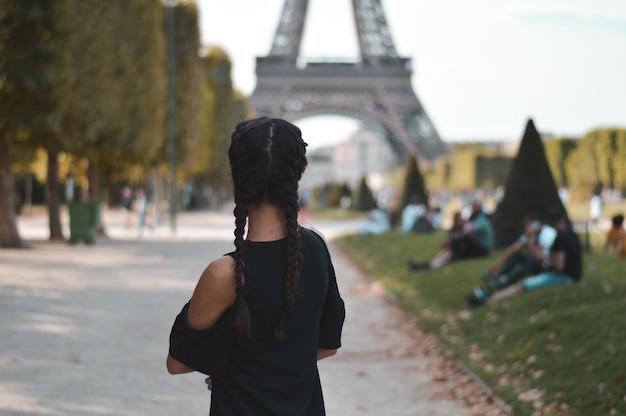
[{"xmin": 208, "ymin": 227, "xmax": 345, "ymax": 415}]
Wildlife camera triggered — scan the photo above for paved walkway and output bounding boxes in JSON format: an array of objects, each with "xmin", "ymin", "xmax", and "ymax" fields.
[{"xmin": 0, "ymin": 209, "xmax": 507, "ymax": 415}]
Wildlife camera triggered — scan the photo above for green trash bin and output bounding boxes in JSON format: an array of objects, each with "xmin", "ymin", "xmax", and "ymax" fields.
[{"xmin": 69, "ymin": 202, "xmax": 97, "ymax": 244}]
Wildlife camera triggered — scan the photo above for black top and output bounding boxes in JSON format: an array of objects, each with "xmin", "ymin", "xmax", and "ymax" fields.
[
  {"xmin": 550, "ymin": 229, "xmax": 583, "ymax": 281},
  {"xmin": 208, "ymin": 227, "xmax": 345, "ymax": 415}
]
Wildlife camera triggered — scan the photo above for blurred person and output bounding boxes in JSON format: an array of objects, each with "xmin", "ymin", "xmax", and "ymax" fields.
[
  {"xmin": 120, "ymin": 185, "xmax": 134, "ymax": 230},
  {"xmin": 359, "ymin": 205, "xmax": 391, "ymax": 236},
  {"xmin": 480, "ymin": 212, "xmax": 557, "ymax": 290},
  {"xmin": 134, "ymin": 188, "xmax": 149, "ymax": 235},
  {"xmin": 408, "ymin": 202, "xmax": 494, "ymax": 271},
  {"xmin": 400, "ymin": 195, "xmax": 427, "ymax": 233},
  {"xmin": 589, "ymin": 191, "xmax": 603, "ymax": 231},
  {"xmin": 167, "ymin": 117, "xmax": 345, "ymax": 415},
  {"xmin": 425, "ymin": 206, "xmax": 442, "ymax": 231},
  {"xmin": 603, "ymin": 214, "xmax": 625, "ymax": 257}
]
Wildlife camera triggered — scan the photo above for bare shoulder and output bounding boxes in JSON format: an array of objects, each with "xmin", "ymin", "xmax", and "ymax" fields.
[
  {"xmin": 203, "ymin": 256, "xmax": 236, "ymax": 281},
  {"xmin": 195, "ymin": 256, "xmax": 237, "ymax": 298},
  {"xmin": 187, "ymin": 256, "xmax": 237, "ymax": 329}
]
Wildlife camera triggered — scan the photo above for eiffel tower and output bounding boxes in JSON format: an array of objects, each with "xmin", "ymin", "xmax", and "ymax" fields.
[{"xmin": 249, "ymin": 0, "xmax": 446, "ymax": 161}]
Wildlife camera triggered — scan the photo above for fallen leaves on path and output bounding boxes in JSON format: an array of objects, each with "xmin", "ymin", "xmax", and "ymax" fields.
[{"xmin": 376, "ymin": 297, "xmax": 510, "ymax": 416}]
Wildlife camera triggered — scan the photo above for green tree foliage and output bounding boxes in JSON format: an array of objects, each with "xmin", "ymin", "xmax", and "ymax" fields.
[
  {"xmin": 164, "ymin": 1, "xmax": 202, "ymax": 174},
  {"xmin": 566, "ymin": 128, "xmax": 626, "ymax": 193},
  {"xmin": 475, "ymin": 155, "xmax": 511, "ymax": 189},
  {"xmin": 314, "ymin": 182, "xmax": 351, "ymax": 209},
  {"xmin": 0, "ymin": 0, "xmax": 73, "ymax": 244},
  {"xmin": 352, "ymin": 176, "xmax": 377, "ymax": 211},
  {"xmin": 423, "ymin": 143, "xmax": 511, "ymax": 192},
  {"xmin": 399, "ymin": 155, "xmax": 428, "ymax": 210},
  {"xmin": 198, "ymin": 47, "xmax": 236, "ymax": 188},
  {"xmin": 543, "ymin": 137, "xmax": 578, "ymax": 188},
  {"xmin": 64, "ymin": 0, "xmax": 167, "ymax": 199},
  {"xmin": 492, "ymin": 119, "xmax": 566, "ymax": 247}
]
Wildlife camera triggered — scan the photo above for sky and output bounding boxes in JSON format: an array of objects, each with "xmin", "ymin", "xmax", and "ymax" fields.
[{"xmin": 196, "ymin": 0, "xmax": 626, "ymax": 148}]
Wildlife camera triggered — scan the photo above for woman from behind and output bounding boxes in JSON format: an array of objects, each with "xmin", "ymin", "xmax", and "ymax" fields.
[{"xmin": 167, "ymin": 117, "xmax": 345, "ymax": 415}]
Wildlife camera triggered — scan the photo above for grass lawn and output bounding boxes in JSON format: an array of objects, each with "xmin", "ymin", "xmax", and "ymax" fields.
[{"xmin": 335, "ymin": 230, "xmax": 626, "ymax": 415}]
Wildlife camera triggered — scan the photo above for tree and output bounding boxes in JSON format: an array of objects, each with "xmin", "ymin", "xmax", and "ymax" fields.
[
  {"xmin": 0, "ymin": 0, "xmax": 73, "ymax": 245},
  {"xmin": 492, "ymin": 119, "xmax": 566, "ymax": 247},
  {"xmin": 197, "ymin": 47, "xmax": 238, "ymax": 202},
  {"xmin": 543, "ymin": 137, "xmax": 578, "ymax": 188},
  {"xmin": 159, "ymin": 1, "xmax": 202, "ymax": 179},
  {"xmin": 398, "ymin": 155, "xmax": 428, "ymax": 211},
  {"xmin": 565, "ymin": 128, "xmax": 626, "ymax": 193},
  {"xmin": 352, "ymin": 176, "xmax": 377, "ymax": 211},
  {"xmin": 64, "ymin": 0, "xmax": 167, "ymax": 198}
]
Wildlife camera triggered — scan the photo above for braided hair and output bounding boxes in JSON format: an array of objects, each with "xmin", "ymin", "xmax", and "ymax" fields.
[{"xmin": 228, "ymin": 116, "xmax": 308, "ymax": 340}]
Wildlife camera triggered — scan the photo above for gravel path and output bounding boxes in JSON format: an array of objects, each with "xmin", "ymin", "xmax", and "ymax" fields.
[{"xmin": 0, "ymin": 209, "xmax": 508, "ymax": 415}]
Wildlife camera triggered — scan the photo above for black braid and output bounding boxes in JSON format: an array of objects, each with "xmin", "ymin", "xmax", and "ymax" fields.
[
  {"xmin": 275, "ymin": 191, "xmax": 302, "ymax": 340},
  {"xmin": 228, "ymin": 116, "xmax": 308, "ymax": 341},
  {"xmin": 229, "ymin": 125, "xmax": 253, "ymax": 339},
  {"xmin": 232, "ymin": 203, "xmax": 251, "ymax": 338}
]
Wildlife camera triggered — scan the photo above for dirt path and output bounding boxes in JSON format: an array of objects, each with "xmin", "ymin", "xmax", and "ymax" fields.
[{"xmin": 0, "ymin": 210, "xmax": 508, "ymax": 415}]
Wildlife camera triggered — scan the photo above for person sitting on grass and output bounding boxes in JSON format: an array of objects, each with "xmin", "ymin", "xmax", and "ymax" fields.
[
  {"xmin": 480, "ymin": 211, "xmax": 557, "ymax": 290},
  {"xmin": 602, "ymin": 213, "xmax": 625, "ymax": 257},
  {"xmin": 408, "ymin": 201, "xmax": 494, "ymax": 271},
  {"xmin": 466, "ymin": 208, "xmax": 582, "ymax": 307},
  {"xmin": 400, "ymin": 195, "xmax": 427, "ymax": 233},
  {"xmin": 359, "ymin": 205, "xmax": 391, "ymax": 236}
]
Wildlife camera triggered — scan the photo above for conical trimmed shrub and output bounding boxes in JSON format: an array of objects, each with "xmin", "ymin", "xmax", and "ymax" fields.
[
  {"xmin": 399, "ymin": 155, "xmax": 428, "ymax": 210},
  {"xmin": 352, "ymin": 176, "xmax": 377, "ymax": 211},
  {"xmin": 492, "ymin": 119, "xmax": 567, "ymax": 247}
]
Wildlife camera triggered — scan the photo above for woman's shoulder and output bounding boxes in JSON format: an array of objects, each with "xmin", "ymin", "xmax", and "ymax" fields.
[
  {"xmin": 300, "ymin": 226, "xmax": 327, "ymax": 244},
  {"xmin": 187, "ymin": 256, "xmax": 237, "ymax": 329},
  {"xmin": 207, "ymin": 252, "xmax": 232, "ymax": 268},
  {"xmin": 300, "ymin": 226, "xmax": 332, "ymax": 252},
  {"xmin": 195, "ymin": 257, "xmax": 237, "ymax": 300}
]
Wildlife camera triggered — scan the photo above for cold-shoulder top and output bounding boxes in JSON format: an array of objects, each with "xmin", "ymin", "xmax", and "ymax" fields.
[{"xmin": 198, "ymin": 227, "xmax": 345, "ymax": 415}]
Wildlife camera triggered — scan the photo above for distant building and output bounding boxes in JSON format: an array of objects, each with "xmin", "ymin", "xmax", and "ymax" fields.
[
  {"xmin": 301, "ymin": 146, "xmax": 335, "ymax": 191},
  {"xmin": 301, "ymin": 129, "xmax": 396, "ymax": 192}
]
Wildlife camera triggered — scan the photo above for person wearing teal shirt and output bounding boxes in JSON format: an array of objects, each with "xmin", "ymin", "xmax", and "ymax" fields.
[{"xmin": 408, "ymin": 201, "xmax": 494, "ymax": 271}]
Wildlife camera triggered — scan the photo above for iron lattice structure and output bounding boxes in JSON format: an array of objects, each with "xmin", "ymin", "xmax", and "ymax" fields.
[{"xmin": 250, "ymin": 0, "xmax": 446, "ymax": 161}]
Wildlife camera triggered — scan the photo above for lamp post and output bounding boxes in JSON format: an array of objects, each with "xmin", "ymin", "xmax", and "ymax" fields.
[{"xmin": 166, "ymin": 0, "xmax": 177, "ymax": 234}]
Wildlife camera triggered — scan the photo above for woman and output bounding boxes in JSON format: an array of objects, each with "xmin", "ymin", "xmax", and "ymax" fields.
[{"xmin": 167, "ymin": 117, "xmax": 345, "ymax": 415}]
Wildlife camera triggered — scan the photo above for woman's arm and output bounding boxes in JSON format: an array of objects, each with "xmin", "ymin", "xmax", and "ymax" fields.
[
  {"xmin": 167, "ymin": 354, "xmax": 195, "ymax": 374},
  {"xmin": 187, "ymin": 257, "xmax": 237, "ymax": 330},
  {"xmin": 317, "ymin": 348, "xmax": 338, "ymax": 361},
  {"xmin": 166, "ymin": 256, "xmax": 237, "ymax": 375}
]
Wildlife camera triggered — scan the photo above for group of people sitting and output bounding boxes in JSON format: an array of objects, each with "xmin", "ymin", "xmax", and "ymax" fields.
[
  {"xmin": 358, "ymin": 195, "xmax": 442, "ymax": 236},
  {"xmin": 465, "ymin": 207, "xmax": 583, "ymax": 307},
  {"xmin": 362, "ymin": 195, "xmax": 624, "ymax": 308},
  {"xmin": 407, "ymin": 201, "xmax": 494, "ymax": 271},
  {"xmin": 405, "ymin": 202, "xmax": 625, "ymax": 308}
]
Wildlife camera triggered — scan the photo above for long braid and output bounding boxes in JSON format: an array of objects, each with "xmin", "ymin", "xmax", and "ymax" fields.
[
  {"xmin": 232, "ymin": 203, "xmax": 251, "ymax": 338},
  {"xmin": 272, "ymin": 121, "xmax": 307, "ymax": 340},
  {"xmin": 275, "ymin": 191, "xmax": 302, "ymax": 340},
  {"xmin": 229, "ymin": 124, "xmax": 255, "ymax": 339},
  {"xmin": 228, "ymin": 116, "xmax": 308, "ymax": 341}
]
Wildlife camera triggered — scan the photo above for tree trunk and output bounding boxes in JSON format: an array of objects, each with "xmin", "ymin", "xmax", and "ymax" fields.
[
  {"xmin": 47, "ymin": 150, "xmax": 64, "ymax": 241},
  {"xmin": 87, "ymin": 157, "xmax": 99, "ymax": 201},
  {"xmin": 0, "ymin": 135, "xmax": 25, "ymax": 248},
  {"xmin": 87, "ymin": 157, "xmax": 106, "ymax": 236}
]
